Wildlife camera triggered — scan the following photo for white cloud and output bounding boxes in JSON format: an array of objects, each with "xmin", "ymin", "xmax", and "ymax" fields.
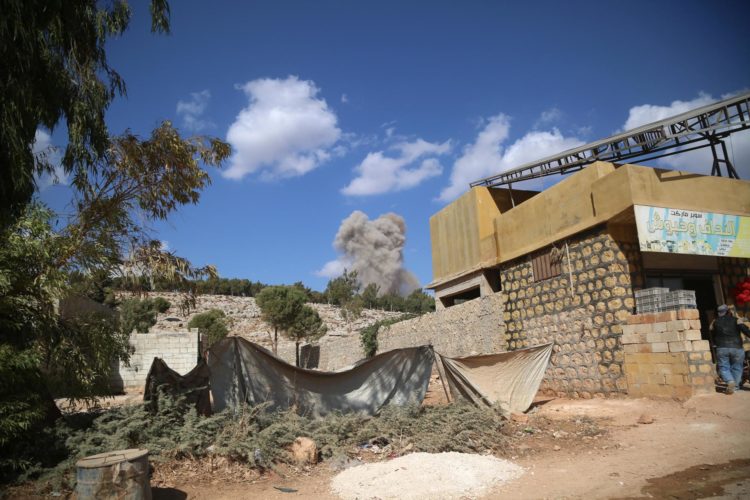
[
  {"xmin": 33, "ymin": 129, "xmax": 66, "ymax": 191},
  {"xmin": 438, "ymin": 114, "xmax": 584, "ymax": 202},
  {"xmin": 314, "ymin": 257, "xmax": 351, "ymax": 279},
  {"xmin": 342, "ymin": 138, "xmax": 451, "ymax": 196},
  {"xmin": 223, "ymin": 76, "xmax": 342, "ymax": 181},
  {"xmin": 622, "ymin": 92, "xmax": 716, "ymax": 131},
  {"xmin": 176, "ymin": 90, "xmax": 214, "ymax": 132},
  {"xmin": 622, "ymin": 92, "xmax": 750, "ymax": 178},
  {"xmin": 534, "ymin": 107, "xmax": 562, "ymax": 128},
  {"xmin": 341, "ymin": 93, "xmax": 349, "ymax": 104}
]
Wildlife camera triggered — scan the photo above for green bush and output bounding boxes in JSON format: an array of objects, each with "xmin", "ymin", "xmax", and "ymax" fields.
[
  {"xmin": 151, "ymin": 296, "xmax": 171, "ymax": 313},
  {"xmin": 187, "ymin": 309, "xmax": 228, "ymax": 347},
  {"xmin": 359, "ymin": 315, "xmax": 413, "ymax": 357},
  {"xmin": 23, "ymin": 394, "xmax": 508, "ymax": 490},
  {"xmin": 119, "ymin": 298, "xmax": 157, "ymax": 334}
]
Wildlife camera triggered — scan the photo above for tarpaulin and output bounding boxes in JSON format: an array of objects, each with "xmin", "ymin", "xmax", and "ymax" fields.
[
  {"xmin": 207, "ymin": 337, "xmax": 434, "ymax": 417},
  {"xmin": 438, "ymin": 343, "xmax": 553, "ymax": 414},
  {"xmin": 143, "ymin": 357, "xmax": 212, "ymax": 416}
]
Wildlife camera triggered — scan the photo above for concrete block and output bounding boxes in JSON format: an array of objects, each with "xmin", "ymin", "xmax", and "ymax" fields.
[
  {"xmin": 666, "ymin": 374, "xmax": 687, "ymax": 386},
  {"xmin": 654, "ymin": 311, "xmax": 678, "ymax": 322},
  {"xmin": 682, "ymin": 330, "xmax": 702, "ymax": 341},
  {"xmin": 669, "ymin": 341, "xmax": 692, "ymax": 352},
  {"xmin": 689, "ymin": 319, "xmax": 702, "ymax": 330},
  {"xmin": 626, "ymin": 314, "xmax": 645, "ymax": 325},
  {"xmin": 667, "ymin": 319, "xmax": 691, "ymax": 332},
  {"xmin": 624, "ymin": 344, "xmax": 653, "ymax": 353},
  {"xmin": 692, "ymin": 340, "xmax": 711, "ymax": 352},
  {"xmin": 652, "ymin": 322, "xmax": 667, "ymax": 333},
  {"xmin": 677, "ymin": 309, "xmax": 699, "ymax": 320},
  {"xmin": 634, "ymin": 323, "xmax": 652, "ymax": 335},
  {"xmin": 621, "ymin": 324, "xmax": 637, "ymax": 336},
  {"xmin": 651, "ymin": 342, "xmax": 669, "ymax": 353}
]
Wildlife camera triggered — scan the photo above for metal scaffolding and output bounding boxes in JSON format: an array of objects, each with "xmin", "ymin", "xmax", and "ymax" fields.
[{"xmin": 470, "ymin": 92, "xmax": 750, "ymax": 189}]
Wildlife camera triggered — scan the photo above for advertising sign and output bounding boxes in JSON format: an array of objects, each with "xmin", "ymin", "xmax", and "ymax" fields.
[{"xmin": 634, "ymin": 205, "xmax": 750, "ymax": 258}]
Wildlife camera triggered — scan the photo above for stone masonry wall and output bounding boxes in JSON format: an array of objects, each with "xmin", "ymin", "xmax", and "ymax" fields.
[
  {"xmin": 500, "ymin": 226, "xmax": 640, "ymax": 397},
  {"xmin": 378, "ymin": 292, "xmax": 506, "ymax": 358},
  {"xmin": 622, "ymin": 309, "xmax": 715, "ymax": 398},
  {"xmin": 111, "ymin": 329, "xmax": 200, "ymax": 390},
  {"xmin": 316, "ymin": 293, "xmax": 507, "ymax": 371}
]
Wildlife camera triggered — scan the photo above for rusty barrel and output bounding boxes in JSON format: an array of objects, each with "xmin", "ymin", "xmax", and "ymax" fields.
[{"xmin": 75, "ymin": 448, "xmax": 151, "ymax": 500}]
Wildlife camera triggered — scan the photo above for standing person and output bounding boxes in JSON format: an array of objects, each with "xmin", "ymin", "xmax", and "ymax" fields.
[{"xmin": 712, "ymin": 304, "xmax": 750, "ymax": 394}]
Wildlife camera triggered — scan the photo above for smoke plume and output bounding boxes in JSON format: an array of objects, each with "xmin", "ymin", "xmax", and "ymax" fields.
[{"xmin": 332, "ymin": 211, "xmax": 420, "ymax": 296}]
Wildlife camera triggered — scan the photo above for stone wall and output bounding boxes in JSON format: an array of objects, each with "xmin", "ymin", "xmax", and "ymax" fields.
[
  {"xmin": 315, "ymin": 293, "xmax": 507, "ymax": 371},
  {"xmin": 500, "ymin": 226, "xmax": 639, "ymax": 397},
  {"xmin": 378, "ymin": 292, "xmax": 506, "ymax": 357},
  {"xmin": 112, "ymin": 329, "xmax": 200, "ymax": 390},
  {"xmin": 622, "ymin": 309, "xmax": 715, "ymax": 398}
]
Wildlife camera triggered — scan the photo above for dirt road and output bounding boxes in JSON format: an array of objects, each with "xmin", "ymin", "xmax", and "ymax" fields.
[{"xmin": 155, "ymin": 391, "xmax": 750, "ymax": 499}]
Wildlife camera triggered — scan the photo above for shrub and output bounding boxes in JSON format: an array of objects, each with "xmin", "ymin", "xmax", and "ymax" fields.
[
  {"xmin": 187, "ymin": 309, "xmax": 228, "ymax": 347},
  {"xmin": 359, "ymin": 315, "xmax": 413, "ymax": 357},
  {"xmin": 151, "ymin": 296, "xmax": 171, "ymax": 313},
  {"xmin": 119, "ymin": 298, "xmax": 157, "ymax": 334}
]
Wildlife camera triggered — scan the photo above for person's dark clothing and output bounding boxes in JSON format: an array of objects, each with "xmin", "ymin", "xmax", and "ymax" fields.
[{"xmin": 712, "ymin": 315, "xmax": 750, "ymax": 348}]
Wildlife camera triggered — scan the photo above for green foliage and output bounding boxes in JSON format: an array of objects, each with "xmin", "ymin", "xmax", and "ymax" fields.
[
  {"xmin": 359, "ymin": 315, "xmax": 413, "ymax": 358},
  {"xmin": 120, "ymin": 298, "xmax": 158, "ymax": 334},
  {"xmin": 324, "ymin": 270, "xmax": 360, "ymax": 306},
  {"xmin": 24, "ymin": 395, "xmax": 508, "ymax": 489},
  {"xmin": 187, "ymin": 309, "xmax": 229, "ymax": 348},
  {"xmin": 288, "ymin": 306, "xmax": 327, "ymax": 367},
  {"xmin": 361, "ymin": 283, "xmax": 380, "ymax": 308},
  {"xmin": 0, "ymin": 0, "xmax": 171, "ymax": 229},
  {"xmin": 340, "ymin": 295, "xmax": 364, "ymax": 324},
  {"xmin": 151, "ymin": 296, "xmax": 171, "ymax": 313},
  {"xmin": 255, "ymin": 286, "xmax": 308, "ymax": 353},
  {"xmin": 44, "ymin": 313, "xmax": 130, "ymax": 401}
]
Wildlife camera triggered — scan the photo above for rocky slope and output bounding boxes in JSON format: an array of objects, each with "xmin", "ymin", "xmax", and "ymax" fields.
[{"xmin": 122, "ymin": 291, "xmax": 402, "ymax": 355}]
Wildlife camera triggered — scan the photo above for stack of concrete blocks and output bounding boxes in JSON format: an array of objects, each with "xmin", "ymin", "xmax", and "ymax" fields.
[
  {"xmin": 111, "ymin": 329, "xmax": 200, "ymax": 391},
  {"xmin": 622, "ymin": 309, "xmax": 715, "ymax": 399}
]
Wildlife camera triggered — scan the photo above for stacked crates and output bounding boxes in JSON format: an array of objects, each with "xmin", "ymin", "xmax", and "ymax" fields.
[
  {"xmin": 663, "ymin": 290, "xmax": 697, "ymax": 311},
  {"xmin": 634, "ymin": 287, "xmax": 697, "ymax": 313},
  {"xmin": 634, "ymin": 287, "xmax": 668, "ymax": 314}
]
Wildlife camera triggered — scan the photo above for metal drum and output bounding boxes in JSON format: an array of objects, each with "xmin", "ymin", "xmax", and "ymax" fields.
[{"xmin": 75, "ymin": 448, "xmax": 151, "ymax": 500}]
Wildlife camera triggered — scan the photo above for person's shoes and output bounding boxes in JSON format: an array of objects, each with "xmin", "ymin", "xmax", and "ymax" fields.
[{"xmin": 726, "ymin": 381, "xmax": 736, "ymax": 395}]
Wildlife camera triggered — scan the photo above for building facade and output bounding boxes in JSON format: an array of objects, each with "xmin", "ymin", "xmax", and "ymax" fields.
[{"xmin": 428, "ymin": 162, "xmax": 750, "ymax": 397}]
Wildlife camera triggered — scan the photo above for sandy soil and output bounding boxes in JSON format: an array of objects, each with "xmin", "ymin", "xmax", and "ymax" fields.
[{"xmin": 150, "ymin": 390, "xmax": 750, "ymax": 499}]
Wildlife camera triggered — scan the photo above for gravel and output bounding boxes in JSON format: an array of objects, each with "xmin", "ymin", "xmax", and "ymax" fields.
[{"xmin": 330, "ymin": 452, "xmax": 524, "ymax": 500}]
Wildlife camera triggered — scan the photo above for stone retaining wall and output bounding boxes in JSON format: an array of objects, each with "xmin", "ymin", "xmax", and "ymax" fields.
[
  {"xmin": 622, "ymin": 309, "xmax": 715, "ymax": 398},
  {"xmin": 500, "ymin": 226, "xmax": 639, "ymax": 397},
  {"xmin": 112, "ymin": 329, "xmax": 200, "ymax": 390},
  {"xmin": 378, "ymin": 292, "xmax": 506, "ymax": 358},
  {"xmin": 316, "ymin": 293, "xmax": 507, "ymax": 371}
]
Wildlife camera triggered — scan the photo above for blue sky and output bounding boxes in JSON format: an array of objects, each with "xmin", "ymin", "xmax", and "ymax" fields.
[{"xmin": 38, "ymin": 0, "xmax": 750, "ymax": 292}]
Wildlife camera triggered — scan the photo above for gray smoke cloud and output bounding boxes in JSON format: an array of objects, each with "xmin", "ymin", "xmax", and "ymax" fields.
[{"xmin": 333, "ymin": 211, "xmax": 420, "ymax": 296}]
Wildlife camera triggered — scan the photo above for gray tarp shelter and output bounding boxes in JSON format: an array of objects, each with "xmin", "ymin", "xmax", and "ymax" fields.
[
  {"xmin": 438, "ymin": 343, "xmax": 554, "ymax": 414},
  {"xmin": 207, "ymin": 337, "xmax": 435, "ymax": 417}
]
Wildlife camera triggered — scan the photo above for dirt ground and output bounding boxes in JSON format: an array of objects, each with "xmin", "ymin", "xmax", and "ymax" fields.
[{"xmin": 146, "ymin": 389, "xmax": 750, "ymax": 500}]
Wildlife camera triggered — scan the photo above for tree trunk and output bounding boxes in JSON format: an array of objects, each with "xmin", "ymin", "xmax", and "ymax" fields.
[
  {"xmin": 273, "ymin": 327, "xmax": 278, "ymax": 355},
  {"xmin": 295, "ymin": 341, "xmax": 300, "ymax": 367}
]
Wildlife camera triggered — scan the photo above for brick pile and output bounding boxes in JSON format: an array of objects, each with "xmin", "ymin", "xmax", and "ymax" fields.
[{"xmin": 622, "ymin": 309, "xmax": 715, "ymax": 398}]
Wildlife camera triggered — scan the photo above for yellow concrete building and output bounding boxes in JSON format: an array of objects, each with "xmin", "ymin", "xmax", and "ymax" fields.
[
  {"xmin": 427, "ymin": 161, "xmax": 750, "ymax": 397},
  {"xmin": 429, "ymin": 161, "xmax": 750, "ymax": 310}
]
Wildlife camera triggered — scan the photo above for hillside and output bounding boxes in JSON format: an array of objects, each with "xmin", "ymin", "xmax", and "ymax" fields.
[{"xmin": 122, "ymin": 291, "xmax": 402, "ymax": 357}]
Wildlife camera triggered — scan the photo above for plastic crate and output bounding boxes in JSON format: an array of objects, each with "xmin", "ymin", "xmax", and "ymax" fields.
[{"xmin": 634, "ymin": 287, "xmax": 669, "ymax": 298}]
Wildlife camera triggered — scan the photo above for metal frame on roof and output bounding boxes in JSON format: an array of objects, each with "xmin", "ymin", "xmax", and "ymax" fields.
[{"xmin": 470, "ymin": 92, "xmax": 750, "ymax": 189}]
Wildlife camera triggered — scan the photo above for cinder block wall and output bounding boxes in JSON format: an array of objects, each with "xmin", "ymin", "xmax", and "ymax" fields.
[
  {"xmin": 622, "ymin": 309, "xmax": 715, "ymax": 398},
  {"xmin": 111, "ymin": 329, "xmax": 200, "ymax": 390}
]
